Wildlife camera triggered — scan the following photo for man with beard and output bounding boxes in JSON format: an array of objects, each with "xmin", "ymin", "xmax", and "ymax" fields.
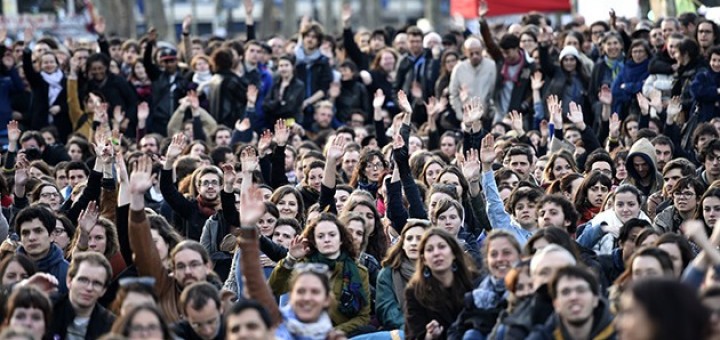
[
  {"xmin": 528, "ymin": 266, "xmax": 615, "ymax": 339},
  {"xmin": 130, "ymin": 155, "xmax": 214, "ymax": 322},
  {"xmin": 173, "ymin": 283, "xmax": 226, "ymax": 340},
  {"xmin": 623, "ymin": 138, "xmax": 663, "ymax": 197},
  {"xmin": 160, "ymin": 133, "xmax": 223, "ymax": 240}
]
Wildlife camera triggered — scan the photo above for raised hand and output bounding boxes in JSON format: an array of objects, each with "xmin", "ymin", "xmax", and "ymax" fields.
[
  {"xmin": 567, "ymin": 102, "xmax": 585, "ymax": 130},
  {"xmin": 130, "ymin": 156, "xmax": 154, "ymax": 195},
  {"xmin": 239, "ymin": 185, "xmax": 266, "ymax": 226},
  {"xmin": 240, "ymin": 147, "xmax": 259, "ymax": 174},
  {"xmin": 137, "ymin": 102, "xmax": 150, "ymax": 123},
  {"xmin": 682, "ymin": 220, "xmax": 707, "ymax": 242},
  {"xmin": 23, "ymin": 26, "xmax": 33, "ymax": 43},
  {"xmin": 147, "ymin": 27, "xmax": 158, "ymax": 43},
  {"xmin": 94, "ymin": 128, "xmax": 113, "ymax": 164},
  {"xmin": 247, "ymin": 84, "xmax": 258, "ymax": 106},
  {"xmin": 530, "ymin": 71, "xmax": 544, "ymax": 91},
  {"xmin": 7, "ymin": 120, "xmax": 20, "ymax": 143},
  {"xmin": 540, "ymin": 120, "xmax": 549, "ymax": 139},
  {"xmin": 244, "ymin": 0, "xmax": 254, "ymax": 17},
  {"xmin": 273, "ymin": 119, "xmax": 289, "ymax": 146},
  {"xmin": 410, "ymin": 81, "xmax": 423, "ymax": 100},
  {"xmin": 372, "ymin": 89, "xmax": 385, "ymax": 110},
  {"xmin": 478, "ymin": 0, "xmax": 489, "ymax": 17},
  {"xmin": 14, "ymin": 153, "xmax": 29, "ymax": 187},
  {"xmin": 598, "ymin": 85, "xmax": 612, "ymax": 106},
  {"xmin": 547, "ymin": 95, "xmax": 562, "ymax": 127},
  {"xmin": 636, "ymin": 92, "xmax": 650, "ymax": 116},
  {"xmin": 115, "ymin": 151, "xmax": 129, "ymax": 183},
  {"xmin": 77, "ymin": 201, "xmax": 99, "ymax": 234},
  {"xmin": 257, "ymin": 130, "xmax": 273, "ymax": 155},
  {"xmin": 22, "ymin": 273, "xmax": 59, "ymax": 295},
  {"xmin": 463, "ymin": 97, "xmax": 484, "ymax": 124},
  {"xmin": 326, "ymin": 136, "xmax": 345, "ymax": 161},
  {"xmin": 236, "ymin": 118, "xmax": 251, "ymax": 132},
  {"xmin": 392, "ymin": 131, "xmax": 405, "ymax": 151},
  {"xmin": 425, "ymin": 320, "xmax": 444, "ymax": 340},
  {"xmin": 182, "ymin": 15, "xmax": 192, "ymax": 33},
  {"xmin": 647, "ymin": 88, "xmax": 663, "ymax": 111},
  {"xmin": 94, "ymin": 102, "xmax": 109, "ymax": 125},
  {"xmin": 112, "ymin": 105, "xmax": 125, "ymax": 125},
  {"xmin": 397, "ymin": 90, "xmax": 413, "ymax": 114},
  {"xmin": 165, "ymin": 133, "xmax": 187, "ymax": 161},
  {"xmin": 288, "ymin": 235, "xmax": 310, "ymax": 260},
  {"xmin": 341, "ymin": 3, "xmax": 353, "ymax": 27},
  {"xmin": 222, "ymin": 163, "xmax": 237, "ymax": 191},
  {"xmin": 666, "ymin": 96, "xmax": 681, "ymax": 123},
  {"xmin": 608, "ymin": 113, "xmax": 621, "ymax": 138},
  {"xmin": 94, "ymin": 16, "xmax": 106, "ymax": 35},
  {"xmin": 480, "ymin": 134, "xmax": 496, "ymax": 169},
  {"xmin": 508, "ymin": 110, "xmax": 524, "ymax": 134},
  {"xmin": 462, "ymin": 149, "xmax": 481, "ymax": 182}
]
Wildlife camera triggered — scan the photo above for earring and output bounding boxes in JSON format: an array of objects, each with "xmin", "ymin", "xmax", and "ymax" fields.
[
  {"xmin": 452, "ymin": 261, "xmax": 458, "ymax": 272},
  {"xmin": 423, "ymin": 266, "xmax": 431, "ymax": 278}
]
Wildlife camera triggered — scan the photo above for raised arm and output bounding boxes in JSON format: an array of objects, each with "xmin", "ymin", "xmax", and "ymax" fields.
[
  {"xmin": 128, "ymin": 156, "xmax": 173, "ymax": 295},
  {"xmin": 160, "ymin": 134, "xmax": 195, "ymax": 218}
]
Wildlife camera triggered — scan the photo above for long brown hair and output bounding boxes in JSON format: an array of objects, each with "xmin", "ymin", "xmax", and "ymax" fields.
[
  {"xmin": 407, "ymin": 228, "xmax": 477, "ymax": 313},
  {"xmin": 382, "ymin": 219, "xmax": 431, "ymax": 269}
]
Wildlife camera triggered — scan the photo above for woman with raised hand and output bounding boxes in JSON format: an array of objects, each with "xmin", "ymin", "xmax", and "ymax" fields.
[
  {"xmin": 268, "ymin": 213, "xmax": 371, "ymax": 335},
  {"xmin": 404, "ymin": 228, "xmax": 478, "ymax": 340}
]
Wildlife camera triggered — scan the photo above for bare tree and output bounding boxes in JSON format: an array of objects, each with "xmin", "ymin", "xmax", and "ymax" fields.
[
  {"xmin": 282, "ymin": 0, "xmax": 297, "ymax": 38},
  {"xmin": 259, "ymin": 0, "xmax": 275, "ymax": 39},
  {"xmin": 145, "ymin": 0, "xmax": 170, "ymax": 41},
  {"xmin": 94, "ymin": 0, "xmax": 135, "ymax": 38}
]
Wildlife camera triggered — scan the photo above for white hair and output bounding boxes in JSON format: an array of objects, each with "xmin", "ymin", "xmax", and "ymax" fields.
[{"xmin": 530, "ymin": 244, "xmax": 577, "ymax": 273}]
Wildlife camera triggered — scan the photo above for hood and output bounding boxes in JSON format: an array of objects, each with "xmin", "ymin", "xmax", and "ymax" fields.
[{"xmin": 626, "ymin": 138, "xmax": 658, "ymax": 180}]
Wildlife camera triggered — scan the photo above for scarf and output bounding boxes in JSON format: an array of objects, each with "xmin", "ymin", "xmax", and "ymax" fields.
[
  {"xmin": 358, "ymin": 181, "xmax": 378, "ymax": 197},
  {"xmin": 392, "ymin": 259, "xmax": 416, "ymax": 308},
  {"xmin": 279, "ymin": 304, "xmax": 333, "ymax": 340},
  {"xmin": 193, "ymin": 70, "xmax": 212, "ymax": 94},
  {"xmin": 604, "ymin": 56, "xmax": 622, "ymax": 80},
  {"xmin": 41, "ymin": 70, "xmax": 63, "ymax": 105},
  {"xmin": 295, "ymin": 46, "xmax": 323, "ymax": 65},
  {"xmin": 579, "ymin": 206, "xmax": 601, "ymax": 225},
  {"xmin": 501, "ymin": 51, "xmax": 526, "ymax": 84},
  {"xmin": 196, "ymin": 196, "xmax": 218, "ymax": 217},
  {"xmin": 307, "ymin": 251, "xmax": 367, "ymax": 316}
]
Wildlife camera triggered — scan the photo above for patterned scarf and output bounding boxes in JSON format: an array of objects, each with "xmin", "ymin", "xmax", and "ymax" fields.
[
  {"xmin": 280, "ymin": 304, "xmax": 333, "ymax": 340},
  {"xmin": 307, "ymin": 251, "xmax": 367, "ymax": 316},
  {"xmin": 501, "ymin": 51, "xmax": 525, "ymax": 84},
  {"xmin": 604, "ymin": 56, "xmax": 622, "ymax": 81}
]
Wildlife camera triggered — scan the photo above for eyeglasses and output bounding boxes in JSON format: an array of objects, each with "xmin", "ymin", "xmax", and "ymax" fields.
[
  {"xmin": 591, "ymin": 30, "xmax": 606, "ymax": 36},
  {"xmin": 119, "ymin": 276, "xmax": 156, "ymax": 288},
  {"xmin": 366, "ymin": 162, "xmax": 385, "ymax": 170},
  {"xmin": 295, "ymin": 263, "xmax": 330, "ymax": 275},
  {"xmin": 673, "ymin": 191, "xmax": 696, "ymax": 198},
  {"xmin": 74, "ymin": 276, "xmax": 105, "ymax": 290},
  {"xmin": 40, "ymin": 192, "xmax": 60, "ymax": 199},
  {"xmin": 199, "ymin": 180, "xmax": 220, "ymax": 187}
]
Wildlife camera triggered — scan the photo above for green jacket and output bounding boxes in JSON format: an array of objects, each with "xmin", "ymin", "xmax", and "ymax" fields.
[
  {"xmin": 269, "ymin": 257, "xmax": 371, "ymax": 334},
  {"xmin": 375, "ymin": 266, "xmax": 406, "ymax": 330}
]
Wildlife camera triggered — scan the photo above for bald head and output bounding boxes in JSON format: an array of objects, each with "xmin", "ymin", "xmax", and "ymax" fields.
[{"xmin": 464, "ymin": 37, "xmax": 484, "ymax": 66}]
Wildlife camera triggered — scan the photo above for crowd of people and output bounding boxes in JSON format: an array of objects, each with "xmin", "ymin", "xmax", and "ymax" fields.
[{"xmin": 1, "ymin": 0, "xmax": 720, "ymax": 339}]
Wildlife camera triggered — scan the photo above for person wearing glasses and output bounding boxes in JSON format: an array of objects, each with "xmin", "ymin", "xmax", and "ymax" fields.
[
  {"xmin": 110, "ymin": 303, "xmax": 174, "ymax": 340},
  {"xmin": 654, "ymin": 177, "xmax": 705, "ymax": 234},
  {"xmin": 161, "ymin": 133, "xmax": 224, "ymax": 240},
  {"xmin": 48, "ymin": 252, "xmax": 116, "ymax": 340},
  {"xmin": 349, "ymin": 149, "xmax": 387, "ymax": 198},
  {"xmin": 172, "ymin": 282, "xmax": 225, "ymax": 340}
]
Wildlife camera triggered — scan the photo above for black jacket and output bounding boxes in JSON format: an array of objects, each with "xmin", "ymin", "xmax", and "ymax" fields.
[
  {"xmin": 172, "ymin": 319, "xmax": 226, "ymax": 340},
  {"xmin": 22, "ymin": 49, "xmax": 72, "ymax": 142},
  {"xmin": 49, "ymin": 295, "xmax": 116, "ymax": 340},
  {"xmin": 335, "ymin": 78, "xmax": 371, "ymax": 123},
  {"xmin": 395, "ymin": 49, "xmax": 440, "ymax": 102},
  {"xmin": 85, "ymin": 73, "xmax": 138, "ymax": 137},
  {"xmin": 207, "ymin": 70, "xmax": 248, "ymax": 128},
  {"xmin": 143, "ymin": 42, "xmax": 190, "ymax": 136},
  {"xmin": 262, "ymin": 76, "xmax": 305, "ymax": 123},
  {"xmin": 159, "ymin": 168, "xmax": 215, "ymax": 241}
]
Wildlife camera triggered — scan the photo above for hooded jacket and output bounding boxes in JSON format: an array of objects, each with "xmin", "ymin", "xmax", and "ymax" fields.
[
  {"xmin": 622, "ymin": 138, "xmax": 664, "ymax": 197},
  {"xmin": 527, "ymin": 297, "xmax": 616, "ymax": 340}
]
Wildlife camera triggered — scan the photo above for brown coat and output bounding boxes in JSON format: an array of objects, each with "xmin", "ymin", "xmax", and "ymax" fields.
[{"xmin": 129, "ymin": 209, "xmax": 183, "ymax": 322}]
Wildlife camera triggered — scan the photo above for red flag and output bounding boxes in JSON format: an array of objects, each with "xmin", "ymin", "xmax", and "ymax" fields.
[{"xmin": 451, "ymin": 0, "xmax": 571, "ymax": 18}]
